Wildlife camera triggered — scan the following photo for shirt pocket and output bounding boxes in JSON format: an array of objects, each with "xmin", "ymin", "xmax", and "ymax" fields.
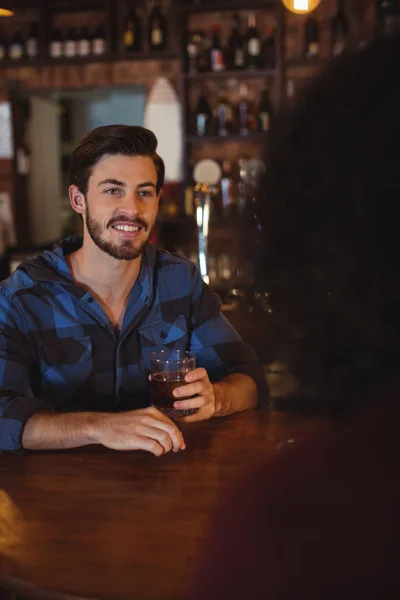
[
  {"xmin": 138, "ymin": 315, "xmax": 189, "ymax": 370},
  {"xmin": 40, "ymin": 336, "xmax": 93, "ymax": 409}
]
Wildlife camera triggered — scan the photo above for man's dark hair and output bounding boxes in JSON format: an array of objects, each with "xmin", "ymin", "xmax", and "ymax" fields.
[
  {"xmin": 69, "ymin": 125, "xmax": 165, "ymax": 195},
  {"xmin": 258, "ymin": 34, "xmax": 400, "ymax": 401}
]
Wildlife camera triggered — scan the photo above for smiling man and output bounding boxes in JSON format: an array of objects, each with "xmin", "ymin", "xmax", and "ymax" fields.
[{"xmin": 0, "ymin": 125, "xmax": 264, "ymax": 455}]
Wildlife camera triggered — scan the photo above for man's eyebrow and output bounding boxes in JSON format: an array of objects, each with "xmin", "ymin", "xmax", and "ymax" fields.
[
  {"xmin": 136, "ymin": 182, "xmax": 157, "ymax": 189},
  {"xmin": 98, "ymin": 178, "xmax": 126, "ymax": 187}
]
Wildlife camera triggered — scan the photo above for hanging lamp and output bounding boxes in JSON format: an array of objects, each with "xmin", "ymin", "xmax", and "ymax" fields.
[
  {"xmin": 282, "ymin": 0, "xmax": 321, "ymax": 15},
  {"xmin": 0, "ymin": 6, "xmax": 14, "ymax": 16}
]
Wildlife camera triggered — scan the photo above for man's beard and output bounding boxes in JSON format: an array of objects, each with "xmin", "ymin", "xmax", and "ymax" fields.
[{"xmin": 85, "ymin": 205, "xmax": 151, "ymax": 261}]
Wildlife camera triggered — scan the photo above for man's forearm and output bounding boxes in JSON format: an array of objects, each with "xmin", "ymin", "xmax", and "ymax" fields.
[
  {"xmin": 213, "ymin": 374, "xmax": 258, "ymax": 417},
  {"xmin": 21, "ymin": 411, "xmax": 102, "ymax": 450}
]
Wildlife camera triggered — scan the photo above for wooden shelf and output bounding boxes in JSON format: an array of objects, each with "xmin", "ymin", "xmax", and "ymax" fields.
[
  {"xmin": 186, "ymin": 133, "xmax": 267, "ymax": 144},
  {"xmin": 0, "ymin": 52, "xmax": 178, "ymax": 69},
  {"xmin": 184, "ymin": 68, "xmax": 277, "ymax": 81},
  {"xmin": 182, "ymin": 1, "xmax": 277, "ymax": 13},
  {"xmin": 285, "ymin": 57, "xmax": 328, "ymax": 69}
]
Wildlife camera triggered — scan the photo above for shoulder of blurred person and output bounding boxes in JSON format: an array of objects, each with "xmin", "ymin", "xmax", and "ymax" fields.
[{"xmin": 256, "ymin": 33, "xmax": 400, "ymax": 408}]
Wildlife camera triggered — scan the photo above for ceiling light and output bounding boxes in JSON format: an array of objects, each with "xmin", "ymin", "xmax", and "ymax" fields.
[
  {"xmin": 282, "ymin": 0, "xmax": 321, "ymax": 15},
  {"xmin": 0, "ymin": 7, "xmax": 14, "ymax": 16}
]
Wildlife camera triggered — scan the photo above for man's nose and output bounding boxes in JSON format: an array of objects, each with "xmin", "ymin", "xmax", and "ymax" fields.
[{"xmin": 122, "ymin": 192, "xmax": 140, "ymax": 212}]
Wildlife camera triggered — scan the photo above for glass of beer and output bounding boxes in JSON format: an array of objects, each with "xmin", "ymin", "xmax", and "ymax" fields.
[{"xmin": 150, "ymin": 349, "xmax": 197, "ymax": 418}]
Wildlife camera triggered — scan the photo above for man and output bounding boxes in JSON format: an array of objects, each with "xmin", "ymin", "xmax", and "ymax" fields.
[{"xmin": 0, "ymin": 125, "xmax": 264, "ymax": 455}]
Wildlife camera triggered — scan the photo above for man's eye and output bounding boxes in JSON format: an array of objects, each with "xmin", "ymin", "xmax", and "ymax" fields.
[
  {"xmin": 139, "ymin": 190, "xmax": 153, "ymax": 198},
  {"xmin": 105, "ymin": 188, "xmax": 120, "ymax": 195}
]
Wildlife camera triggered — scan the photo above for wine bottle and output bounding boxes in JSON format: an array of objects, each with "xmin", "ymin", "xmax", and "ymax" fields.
[
  {"xmin": 258, "ymin": 82, "xmax": 272, "ymax": 132},
  {"xmin": 217, "ymin": 87, "xmax": 232, "ymax": 137},
  {"xmin": 228, "ymin": 14, "xmax": 245, "ymax": 70},
  {"xmin": 92, "ymin": 24, "xmax": 107, "ymax": 56},
  {"xmin": 77, "ymin": 27, "xmax": 91, "ymax": 57},
  {"xmin": 262, "ymin": 25, "xmax": 276, "ymax": 68},
  {"xmin": 123, "ymin": 7, "xmax": 141, "ymax": 53},
  {"xmin": 238, "ymin": 83, "xmax": 251, "ymax": 136},
  {"xmin": 332, "ymin": 0, "xmax": 349, "ymax": 56},
  {"xmin": 195, "ymin": 93, "xmax": 212, "ymax": 136},
  {"xmin": 148, "ymin": 0, "xmax": 167, "ymax": 52},
  {"xmin": 210, "ymin": 25, "xmax": 225, "ymax": 72},
  {"xmin": 49, "ymin": 28, "xmax": 62, "ymax": 59},
  {"xmin": 0, "ymin": 26, "xmax": 6, "ymax": 61},
  {"xmin": 245, "ymin": 12, "xmax": 261, "ymax": 69},
  {"xmin": 9, "ymin": 30, "xmax": 24, "ymax": 60},
  {"xmin": 26, "ymin": 21, "xmax": 39, "ymax": 59},
  {"xmin": 305, "ymin": 12, "xmax": 320, "ymax": 58},
  {"xmin": 64, "ymin": 27, "xmax": 77, "ymax": 58}
]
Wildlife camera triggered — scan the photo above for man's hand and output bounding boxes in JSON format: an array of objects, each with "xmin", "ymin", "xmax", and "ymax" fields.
[
  {"xmin": 172, "ymin": 367, "xmax": 216, "ymax": 423},
  {"xmin": 90, "ymin": 407, "xmax": 186, "ymax": 456}
]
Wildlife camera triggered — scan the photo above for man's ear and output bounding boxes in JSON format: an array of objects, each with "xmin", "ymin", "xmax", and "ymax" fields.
[{"xmin": 69, "ymin": 185, "xmax": 86, "ymax": 215}]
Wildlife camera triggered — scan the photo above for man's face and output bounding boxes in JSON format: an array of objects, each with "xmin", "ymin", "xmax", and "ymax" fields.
[{"xmin": 82, "ymin": 154, "xmax": 160, "ymax": 261}]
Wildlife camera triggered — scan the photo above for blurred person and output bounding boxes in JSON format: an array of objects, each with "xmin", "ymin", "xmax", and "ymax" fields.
[
  {"xmin": 193, "ymin": 34, "xmax": 400, "ymax": 599},
  {"xmin": 0, "ymin": 125, "xmax": 264, "ymax": 455}
]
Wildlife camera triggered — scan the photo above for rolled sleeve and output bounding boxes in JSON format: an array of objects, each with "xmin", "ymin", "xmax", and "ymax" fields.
[
  {"xmin": 0, "ymin": 393, "xmax": 51, "ymax": 452},
  {"xmin": 0, "ymin": 289, "xmax": 46, "ymax": 452}
]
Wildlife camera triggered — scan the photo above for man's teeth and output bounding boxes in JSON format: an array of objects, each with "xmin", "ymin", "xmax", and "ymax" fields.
[{"xmin": 113, "ymin": 224, "xmax": 140, "ymax": 232}]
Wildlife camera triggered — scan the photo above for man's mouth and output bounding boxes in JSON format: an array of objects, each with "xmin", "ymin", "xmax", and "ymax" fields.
[{"xmin": 112, "ymin": 223, "xmax": 142, "ymax": 232}]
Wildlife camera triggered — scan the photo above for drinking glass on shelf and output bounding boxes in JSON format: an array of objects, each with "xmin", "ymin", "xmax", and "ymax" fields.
[{"xmin": 150, "ymin": 349, "xmax": 197, "ymax": 419}]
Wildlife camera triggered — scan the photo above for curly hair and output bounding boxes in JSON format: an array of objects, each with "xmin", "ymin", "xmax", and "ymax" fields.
[{"xmin": 259, "ymin": 34, "xmax": 400, "ymax": 400}]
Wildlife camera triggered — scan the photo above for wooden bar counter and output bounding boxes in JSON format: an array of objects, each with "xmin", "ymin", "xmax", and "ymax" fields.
[{"xmin": 0, "ymin": 410, "xmax": 332, "ymax": 600}]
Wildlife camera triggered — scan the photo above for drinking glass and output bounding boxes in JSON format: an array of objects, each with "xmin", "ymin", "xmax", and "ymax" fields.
[{"xmin": 150, "ymin": 349, "xmax": 197, "ymax": 418}]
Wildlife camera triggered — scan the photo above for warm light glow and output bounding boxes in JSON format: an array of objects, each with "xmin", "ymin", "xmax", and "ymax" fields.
[
  {"xmin": 0, "ymin": 8, "xmax": 14, "ymax": 16},
  {"xmin": 196, "ymin": 206, "xmax": 203, "ymax": 228},
  {"xmin": 203, "ymin": 203, "xmax": 209, "ymax": 237},
  {"xmin": 199, "ymin": 252, "xmax": 207, "ymax": 278},
  {"xmin": 282, "ymin": 0, "xmax": 321, "ymax": 14}
]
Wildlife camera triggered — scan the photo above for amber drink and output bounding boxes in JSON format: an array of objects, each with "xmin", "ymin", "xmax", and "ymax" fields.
[{"xmin": 150, "ymin": 350, "xmax": 196, "ymax": 418}]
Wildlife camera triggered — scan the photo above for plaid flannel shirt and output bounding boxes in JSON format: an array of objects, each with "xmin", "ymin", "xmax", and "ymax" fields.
[{"xmin": 0, "ymin": 237, "xmax": 265, "ymax": 452}]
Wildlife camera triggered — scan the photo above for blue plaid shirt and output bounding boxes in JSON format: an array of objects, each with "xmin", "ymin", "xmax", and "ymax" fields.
[{"xmin": 0, "ymin": 237, "xmax": 264, "ymax": 452}]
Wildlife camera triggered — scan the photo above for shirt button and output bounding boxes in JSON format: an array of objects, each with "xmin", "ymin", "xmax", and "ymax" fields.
[{"xmin": 88, "ymin": 297, "xmax": 94, "ymax": 303}]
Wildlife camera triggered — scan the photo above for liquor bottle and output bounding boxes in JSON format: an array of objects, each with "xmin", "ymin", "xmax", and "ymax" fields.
[
  {"xmin": 26, "ymin": 21, "xmax": 40, "ymax": 59},
  {"xmin": 216, "ymin": 87, "xmax": 232, "ymax": 137},
  {"xmin": 92, "ymin": 24, "xmax": 107, "ymax": 56},
  {"xmin": 148, "ymin": 0, "xmax": 167, "ymax": 52},
  {"xmin": 49, "ymin": 28, "xmax": 62, "ymax": 59},
  {"xmin": 245, "ymin": 12, "xmax": 261, "ymax": 69},
  {"xmin": 258, "ymin": 82, "xmax": 272, "ymax": 132},
  {"xmin": 186, "ymin": 31, "xmax": 202, "ymax": 74},
  {"xmin": 0, "ymin": 26, "xmax": 7, "ymax": 61},
  {"xmin": 305, "ymin": 12, "xmax": 320, "ymax": 58},
  {"xmin": 238, "ymin": 83, "xmax": 251, "ymax": 136},
  {"xmin": 64, "ymin": 27, "xmax": 77, "ymax": 58},
  {"xmin": 77, "ymin": 27, "xmax": 91, "ymax": 57},
  {"xmin": 332, "ymin": 0, "xmax": 349, "ymax": 56},
  {"xmin": 195, "ymin": 93, "xmax": 212, "ymax": 136},
  {"xmin": 210, "ymin": 25, "xmax": 225, "ymax": 72},
  {"xmin": 227, "ymin": 14, "xmax": 245, "ymax": 70},
  {"xmin": 262, "ymin": 25, "xmax": 276, "ymax": 68},
  {"xmin": 221, "ymin": 160, "xmax": 238, "ymax": 218},
  {"xmin": 9, "ymin": 30, "xmax": 24, "ymax": 60},
  {"xmin": 123, "ymin": 7, "xmax": 141, "ymax": 53},
  {"xmin": 376, "ymin": 0, "xmax": 397, "ymax": 35}
]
